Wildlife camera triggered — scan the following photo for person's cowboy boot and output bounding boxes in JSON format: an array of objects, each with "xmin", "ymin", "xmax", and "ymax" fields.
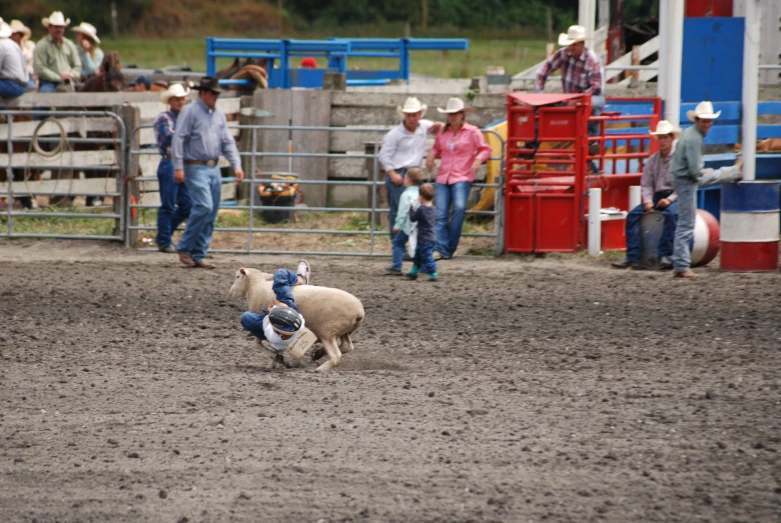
[
  {"xmin": 673, "ymin": 269, "xmax": 697, "ymax": 278},
  {"xmin": 178, "ymin": 252, "xmax": 195, "ymax": 266}
]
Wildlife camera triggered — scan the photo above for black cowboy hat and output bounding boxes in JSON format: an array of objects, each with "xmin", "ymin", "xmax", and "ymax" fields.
[{"xmin": 193, "ymin": 76, "xmax": 225, "ymax": 94}]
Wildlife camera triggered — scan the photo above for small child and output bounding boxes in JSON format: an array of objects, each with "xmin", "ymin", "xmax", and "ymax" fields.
[
  {"xmin": 240, "ymin": 260, "xmax": 311, "ymax": 356},
  {"xmin": 406, "ymin": 183, "xmax": 438, "ymax": 282},
  {"xmin": 386, "ymin": 167, "xmax": 425, "ymax": 275}
]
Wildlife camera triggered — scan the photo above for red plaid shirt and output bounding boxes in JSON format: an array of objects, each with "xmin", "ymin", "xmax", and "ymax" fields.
[{"xmin": 535, "ymin": 47, "xmax": 603, "ymax": 96}]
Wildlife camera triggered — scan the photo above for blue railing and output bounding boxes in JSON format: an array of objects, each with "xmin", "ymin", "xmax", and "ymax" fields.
[{"xmin": 205, "ymin": 37, "xmax": 468, "ymax": 89}]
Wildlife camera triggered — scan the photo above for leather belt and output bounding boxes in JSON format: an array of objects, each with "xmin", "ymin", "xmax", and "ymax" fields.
[{"xmin": 184, "ymin": 159, "xmax": 218, "ymax": 167}]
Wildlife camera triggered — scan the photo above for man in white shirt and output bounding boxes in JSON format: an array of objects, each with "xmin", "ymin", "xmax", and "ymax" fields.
[
  {"xmin": 0, "ymin": 20, "xmax": 34, "ymax": 98},
  {"xmin": 379, "ymin": 97, "xmax": 441, "ymax": 239}
]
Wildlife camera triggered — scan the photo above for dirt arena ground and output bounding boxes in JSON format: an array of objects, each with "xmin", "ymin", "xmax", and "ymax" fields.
[{"xmin": 1, "ymin": 240, "xmax": 780, "ymax": 522}]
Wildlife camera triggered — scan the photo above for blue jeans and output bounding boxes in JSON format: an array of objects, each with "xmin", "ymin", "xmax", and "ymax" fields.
[
  {"xmin": 391, "ymin": 230, "xmax": 410, "ymax": 270},
  {"xmin": 240, "ymin": 312, "xmax": 272, "ymax": 343},
  {"xmin": 155, "ymin": 158, "xmax": 192, "ymax": 248},
  {"xmin": 386, "ymin": 168, "xmax": 407, "ymax": 239},
  {"xmin": 671, "ymin": 177, "xmax": 698, "ymax": 272},
  {"xmin": 0, "ymin": 79, "xmax": 34, "ymax": 98},
  {"xmin": 414, "ymin": 240, "xmax": 437, "ymax": 275},
  {"xmin": 34, "ymin": 81, "xmax": 59, "ymax": 121},
  {"xmin": 177, "ymin": 165, "xmax": 221, "ymax": 263},
  {"xmin": 271, "ymin": 269, "xmax": 299, "ymax": 311},
  {"xmin": 624, "ymin": 197, "xmax": 678, "ymax": 262},
  {"xmin": 435, "ymin": 181, "xmax": 471, "ymax": 258},
  {"xmin": 588, "ymin": 95, "xmax": 605, "ymax": 137}
]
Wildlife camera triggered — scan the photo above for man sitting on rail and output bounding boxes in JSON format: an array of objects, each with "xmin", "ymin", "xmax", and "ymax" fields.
[{"xmin": 612, "ymin": 120, "xmax": 680, "ymax": 271}]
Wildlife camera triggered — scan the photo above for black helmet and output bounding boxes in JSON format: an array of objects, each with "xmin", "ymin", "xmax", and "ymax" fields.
[{"xmin": 268, "ymin": 307, "xmax": 303, "ymax": 334}]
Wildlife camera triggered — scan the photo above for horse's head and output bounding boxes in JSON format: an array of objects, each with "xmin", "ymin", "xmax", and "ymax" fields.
[{"xmin": 102, "ymin": 52, "xmax": 125, "ymax": 92}]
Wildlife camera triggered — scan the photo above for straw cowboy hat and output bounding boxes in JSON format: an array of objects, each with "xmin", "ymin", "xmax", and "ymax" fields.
[
  {"xmin": 0, "ymin": 21, "xmax": 11, "ymax": 39},
  {"xmin": 9, "ymin": 20, "xmax": 32, "ymax": 39},
  {"xmin": 42, "ymin": 11, "xmax": 71, "ymax": 28},
  {"xmin": 71, "ymin": 22, "xmax": 100, "ymax": 43},
  {"xmin": 437, "ymin": 97, "xmax": 472, "ymax": 114},
  {"xmin": 649, "ymin": 120, "xmax": 681, "ymax": 138},
  {"xmin": 396, "ymin": 97, "xmax": 428, "ymax": 118},
  {"xmin": 160, "ymin": 83, "xmax": 191, "ymax": 104},
  {"xmin": 558, "ymin": 25, "xmax": 587, "ymax": 46},
  {"xmin": 686, "ymin": 101, "xmax": 721, "ymax": 121}
]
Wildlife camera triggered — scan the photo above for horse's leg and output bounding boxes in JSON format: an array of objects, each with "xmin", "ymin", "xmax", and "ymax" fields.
[{"xmin": 316, "ymin": 338, "xmax": 342, "ymax": 372}]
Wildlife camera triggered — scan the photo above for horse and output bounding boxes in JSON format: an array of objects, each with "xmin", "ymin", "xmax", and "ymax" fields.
[
  {"xmin": 216, "ymin": 58, "xmax": 268, "ymax": 90},
  {"xmin": 78, "ymin": 52, "xmax": 125, "ymax": 93}
]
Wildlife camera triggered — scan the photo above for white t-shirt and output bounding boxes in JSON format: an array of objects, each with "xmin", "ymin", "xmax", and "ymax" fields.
[
  {"xmin": 261, "ymin": 309, "xmax": 306, "ymax": 352},
  {"xmin": 378, "ymin": 119, "xmax": 434, "ymax": 171}
]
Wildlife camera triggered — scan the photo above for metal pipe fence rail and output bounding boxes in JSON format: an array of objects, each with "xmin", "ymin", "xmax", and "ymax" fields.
[
  {"xmin": 127, "ymin": 124, "xmax": 504, "ymax": 257},
  {"xmin": 0, "ymin": 110, "xmax": 127, "ymax": 241}
]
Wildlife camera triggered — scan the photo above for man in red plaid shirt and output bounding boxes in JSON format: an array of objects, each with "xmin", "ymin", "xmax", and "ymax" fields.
[{"xmin": 535, "ymin": 25, "xmax": 605, "ymax": 150}]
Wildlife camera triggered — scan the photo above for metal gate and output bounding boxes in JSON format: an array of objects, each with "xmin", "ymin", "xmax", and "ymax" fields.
[
  {"xmin": 1, "ymin": 109, "xmax": 127, "ymax": 241},
  {"xmin": 127, "ymin": 123, "xmax": 505, "ymax": 257}
]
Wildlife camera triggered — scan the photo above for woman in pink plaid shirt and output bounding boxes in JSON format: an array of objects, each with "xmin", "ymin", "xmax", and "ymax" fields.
[{"xmin": 425, "ymin": 98, "xmax": 491, "ymax": 260}]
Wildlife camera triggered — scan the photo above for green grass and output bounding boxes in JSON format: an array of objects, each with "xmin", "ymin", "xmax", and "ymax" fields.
[
  {"xmin": 1, "ymin": 208, "xmax": 117, "ymax": 236},
  {"xmin": 104, "ymin": 36, "xmax": 548, "ymax": 79}
]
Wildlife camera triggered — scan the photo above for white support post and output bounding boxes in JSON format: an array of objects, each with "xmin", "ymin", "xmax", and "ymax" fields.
[
  {"xmin": 741, "ymin": 0, "xmax": 761, "ymax": 182},
  {"xmin": 588, "ymin": 188, "xmax": 602, "ymax": 256},
  {"xmin": 629, "ymin": 185, "xmax": 641, "ymax": 210},
  {"xmin": 579, "ymin": 0, "xmax": 596, "ymax": 40},
  {"xmin": 657, "ymin": 0, "xmax": 668, "ymax": 100},
  {"xmin": 664, "ymin": 0, "xmax": 684, "ymax": 127}
]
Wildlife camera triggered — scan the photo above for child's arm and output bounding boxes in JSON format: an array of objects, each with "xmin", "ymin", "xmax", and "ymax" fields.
[{"xmin": 409, "ymin": 205, "xmax": 420, "ymax": 223}]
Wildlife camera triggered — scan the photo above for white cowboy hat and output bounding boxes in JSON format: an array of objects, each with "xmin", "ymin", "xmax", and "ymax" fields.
[
  {"xmin": 0, "ymin": 21, "xmax": 11, "ymax": 39},
  {"xmin": 686, "ymin": 101, "xmax": 721, "ymax": 121},
  {"xmin": 558, "ymin": 25, "xmax": 587, "ymax": 46},
  {"xmin": 649, "ymin": 120, "xmax": 681, "ymax": 138},
  {"xmin": 42, "ymin": 11, "xmax": 71, "ymax": 28},
  {"xmin": 71, "ymin": 22, "xmax": 100, "ymax": 43},
  {"xmin": 9, "ymin": 20, "xmax": 32, "ymax": 39},
  {"xmin": 437, "ymin": 97, "xmax": 472, "ymax": 114},
  {"xmin": 396, "ymin": 97, "xmax": 428, "ymax": 118},
  {"xmin": 160, "ymin": 83, "xmax": 191, "ymax": 104}
]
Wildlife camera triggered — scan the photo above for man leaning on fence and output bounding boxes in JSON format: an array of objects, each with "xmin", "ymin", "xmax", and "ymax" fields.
[
  {"xmin": 379, "ymin": 97, "xmax": 441, "ymax": 240},
  {"xmin": 34, "ymin": 11, "xmax": 80, "ymax": 93},
  {"xmin": 172, "ymin": 77, "xmax": 245, "ymax": 269}
]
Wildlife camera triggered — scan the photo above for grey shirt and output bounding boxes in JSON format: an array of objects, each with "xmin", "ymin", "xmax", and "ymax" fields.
[
  {"xmin": 671, "ymin": 125, "xmax": 705, "ymax": 182},
  {"xmin": 0, "ymin": 38, "xmax": 30, "ymax": 84},
  {"xmin": 172, "ymin": 98, "xmax": 241, "ymax": 171},
  {"xmin": 641, "ymin": 148, "xmax": 677, "ymax": 203}
]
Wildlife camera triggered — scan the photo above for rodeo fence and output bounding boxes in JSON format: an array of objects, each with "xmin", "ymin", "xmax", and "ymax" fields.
[
  {"xmin": 0, "ymin": 109, "xmax": 127, "ymax": 241},
  {"xmin": 127, "ymin": 123, "xmax": 505, "ymax": 257}
]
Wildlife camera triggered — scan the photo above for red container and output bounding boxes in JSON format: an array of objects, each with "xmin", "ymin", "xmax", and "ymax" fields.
[{"xmin": 686, "ymin": 0, "xmax": 732, "ymax": 17}]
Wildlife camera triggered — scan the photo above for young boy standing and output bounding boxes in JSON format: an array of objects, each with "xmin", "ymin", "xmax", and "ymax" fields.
[
  {"xmin": 386, "ymin": 167, "xmax": 425, "ymax": 275},
  {"xmin": 406, "ymin": 183, "xmax": 438, "ymax": 282}
]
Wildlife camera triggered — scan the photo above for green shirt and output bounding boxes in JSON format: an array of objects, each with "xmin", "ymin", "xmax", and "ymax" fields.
[
  {"xmin": 670, "ymin": 124, "xmax": 705, "ymax": 182},
  {"xmin": 33, "ymin": 35, "xmax": 81, "ymax": 83},
  {"xmin": 394, "ymin": 185, "xmax": 420, "ymax": 234}
]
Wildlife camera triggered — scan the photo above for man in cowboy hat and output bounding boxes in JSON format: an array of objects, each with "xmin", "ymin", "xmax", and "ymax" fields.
[
  {"xmin": 0, "ymin": 20, "xmax": 36, "ymax": 98},
  {"xmin": 535, "ymin": 25, "xmax": 605, "ymax": 158},
  {"xmin": 9, "ymin": 20, "xmax": 35, "ymax": 79},
  {"xmin": 670, "ymin": 101, "xmax": 742, "ymax": 278},
  {"xmin": 612, "ymin": 120, "xmax": 681, "ymax": 270},
  {"xmin": 172, "ymin": 77, "xmax": 245, "ymax": 268},
  {"xmin": 379, "ymin": 96, "xmax": 441, "ymax": 239},
  {"xmin": 154, "ymin": 83, "xmax": 193, "ymax": 253},
  {"xmin": 34, "ymin": 11, "xmax": 81, "ymax": 93}
]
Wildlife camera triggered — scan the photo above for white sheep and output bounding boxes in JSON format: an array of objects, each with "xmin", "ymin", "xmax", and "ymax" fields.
[{"xmin": 229, "ymin": 267, "xmax": 365, "ymax": 372}]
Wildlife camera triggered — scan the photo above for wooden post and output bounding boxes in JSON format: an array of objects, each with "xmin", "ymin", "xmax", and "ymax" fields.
[
  {"xmin": 546, "ymin": 43, "xmax": 555, "ymax": 58},
  {"xmin": 114, "ymin": 104, "xmax": 140, "ymax": 246},
  {"xmin": 422, "ymin": 0, "xmax": 428, "ymax": 31},
  {"xmin": 546, "ymin": 7, "xmax": 553, "ymax": 43},
  {"xmin": 323, "ymin": 72, "xmax": 346, "ymax": 91},
  {"xmin": 631, "ymin": 45, "xmax": 640, "ymax": 82}
]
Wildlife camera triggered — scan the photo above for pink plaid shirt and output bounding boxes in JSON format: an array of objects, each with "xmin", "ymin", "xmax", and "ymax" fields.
[
  {"xmin": 535, "ymin": 47, "xmax": 603, "ymax": 96},
  {"xmin": 430, "ymin": 122, "xmax": 492, "ymax": 185}
]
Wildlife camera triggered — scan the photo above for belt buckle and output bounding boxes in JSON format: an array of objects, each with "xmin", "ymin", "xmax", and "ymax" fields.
[{"xmin": 206, "ymin": 160, "xmax": 217, "ymax": 168}]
